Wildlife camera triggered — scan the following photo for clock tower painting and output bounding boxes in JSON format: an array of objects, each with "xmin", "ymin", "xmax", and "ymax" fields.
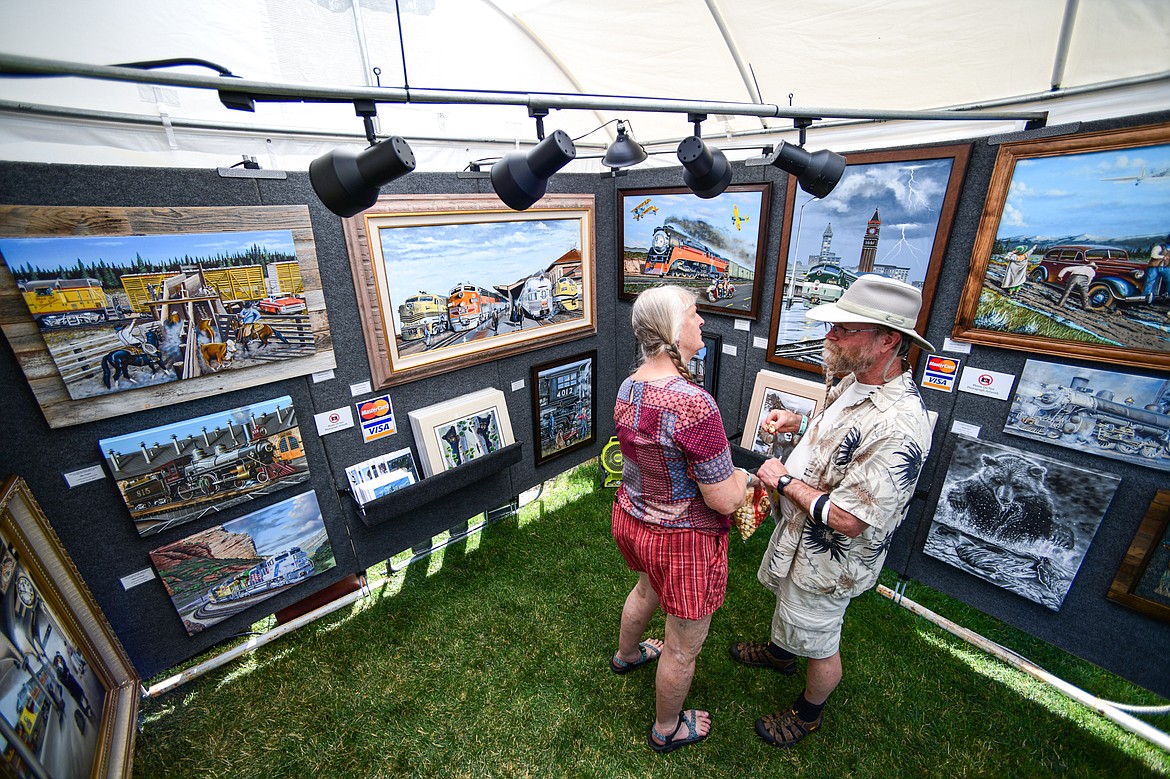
[{"xmin": 857, "ymin": 209, "xmax": 880, "ymax": 274}]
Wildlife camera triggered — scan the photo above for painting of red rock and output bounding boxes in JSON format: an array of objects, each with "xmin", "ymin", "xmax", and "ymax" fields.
[{"xmin": 148, "ymin": 491, "xmax": 334, "ymax": 635}]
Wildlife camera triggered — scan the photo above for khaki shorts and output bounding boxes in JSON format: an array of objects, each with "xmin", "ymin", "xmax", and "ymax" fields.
[{"xmin": 770, "ymin": 574, "xmax": 850, "ymax": 660}]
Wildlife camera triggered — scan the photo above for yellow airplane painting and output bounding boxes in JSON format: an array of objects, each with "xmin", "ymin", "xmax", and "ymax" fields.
[
  {"xmin": 631, "ymin": 198, "xmax": 658, "ymax": 220},
  {"xmin": 731, "ymin": 204, "xmax": 749, "ymax": 230}
]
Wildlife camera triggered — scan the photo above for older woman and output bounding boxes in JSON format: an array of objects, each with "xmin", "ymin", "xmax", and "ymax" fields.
[{"xmin": 609, "ymin": 285, "xmax": 755, "ymax": 753}]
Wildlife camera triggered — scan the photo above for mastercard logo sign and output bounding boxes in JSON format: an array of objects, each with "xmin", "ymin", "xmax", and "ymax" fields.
[
  {"xmin": 927, "ymin": 357, "xmax": 957, "ymax": 373},
  {"xmin": 359, "ymin": 398, "xmax": 390, "ymax": 421}
]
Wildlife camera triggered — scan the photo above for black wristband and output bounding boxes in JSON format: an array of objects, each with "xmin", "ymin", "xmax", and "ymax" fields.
[{"xmin": 811, "ymin": 493, "xmax": 829, "ymax": 524}]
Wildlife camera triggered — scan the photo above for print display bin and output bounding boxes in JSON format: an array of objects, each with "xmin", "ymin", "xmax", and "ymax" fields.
[{"xmin": 350, "ymin": 442, "xmax": 523, "ymax": 528}]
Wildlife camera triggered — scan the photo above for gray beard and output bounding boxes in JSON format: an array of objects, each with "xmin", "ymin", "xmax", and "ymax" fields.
[{"xmin": 822, "ymin": 340, "xmax": 878, "ymax": 392}]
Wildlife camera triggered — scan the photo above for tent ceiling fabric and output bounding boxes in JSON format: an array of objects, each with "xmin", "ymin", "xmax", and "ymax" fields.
[{"xmin": 1, "ymin": 0, "xmax": 1169, "ymax": 171}]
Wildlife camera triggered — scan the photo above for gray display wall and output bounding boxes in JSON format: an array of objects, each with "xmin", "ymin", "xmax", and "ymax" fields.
[{"xmin": 0, "ymin": 107, "xmax": 1167, "ymax": 695}]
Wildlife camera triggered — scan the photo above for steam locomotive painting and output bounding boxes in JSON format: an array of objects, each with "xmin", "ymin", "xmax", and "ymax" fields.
[
  {"xmin": 644, "ymin": 224, "xmax": 730, "ymax": 279},
  {"xmin": 1005, "ymin": 359, "xmax": 1170, "ymax": 472},
  {"xmin": 101, "ymin": 396, "xmax": 311, "ymax": 536}
]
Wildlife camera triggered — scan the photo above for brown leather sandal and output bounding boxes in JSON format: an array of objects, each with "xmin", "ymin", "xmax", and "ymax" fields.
[
  {"xmin": 728, "ymin": 641, "xmax": 797, "ymax": 674},
  {"xmin": 755, "ymin": 708, "xmax": 822, "ymax": 748}
]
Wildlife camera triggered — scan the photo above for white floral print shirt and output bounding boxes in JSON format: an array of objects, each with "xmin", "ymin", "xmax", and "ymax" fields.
[{"xmin": 758, "ymin": 371, "xmax": 932, "ymax": 598}]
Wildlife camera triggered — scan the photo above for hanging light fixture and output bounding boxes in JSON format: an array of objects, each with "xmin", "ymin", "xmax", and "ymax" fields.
[
  {"xmin": 309, "ymin": 101, "xmax": 416, "ymax": 217},
  {"xmin": 491, "ymin": 110, "xmax": 577, "ymax": 211},
  {"xmin": 677, "ymin": 114, "xmax": 732, "ymax": 199},
  {"xmin": 769, "ymin": 141, "xmax": 847, "ymax": 198},
  {"xmin": 602, "ymin": 120, "xmax": 648, "ymax": 169}
]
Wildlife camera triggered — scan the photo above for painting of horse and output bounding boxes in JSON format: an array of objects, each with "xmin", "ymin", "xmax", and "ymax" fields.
[
  {"xmin": 101, "ymin": 332, "xmax": 168, "ymax": 389},
  {"xmin": 231, "ymin": 317, "xmax": 289, "ymax": 352}
]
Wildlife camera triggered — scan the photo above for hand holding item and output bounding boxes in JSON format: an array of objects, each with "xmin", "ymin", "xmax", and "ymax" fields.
[{"xmin": 761, "ymin": 409, "xmax": 805, "ymax": 437}]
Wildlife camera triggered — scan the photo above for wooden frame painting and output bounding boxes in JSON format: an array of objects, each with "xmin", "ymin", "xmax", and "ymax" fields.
[
  {"xmin": 739, "ymin": 370, "xmax": 827, "ymax": 460},
  {"xmin": 766, "ymin": 144, "xmax": 970, "ymax": 373},
  {"xmin": 687, "ymin": 332, "xmax": 721, "ymax": 397},
  {"xmin": 923, "ymin": 437, "xmax": 1119, "ymax": 611},
  {"xmin": 530, "ymin": 350, "xmax": 596, "ymax": 467},
  {"xmin": 952, "ymin": 123, "xmax": 1170, "ymax": 372},
  {"xmin": 100, "ymin": 396, "xmax": 310, "ymax": 537},
  {"xmin": 149, "ymin": 490, "xmax": 335, "ymax": 636},
  {"xmin": 618, "ymin": 184, "xmax": 772, "ymax": 319},
  {"xmin": 0, "ymin": 205, "xmax": 335, "ymax": 429},
  {"xmin": 408, "ymin": 387, "xmax": 515, "ymax": 478},
  {"xmin": 0, "ymin": 476, "xmax": 138, "ymax": 778},
  {"xmin": 342, "ymin": 194, "xmax": 596, "ymax": 388},
  {"xmin": 1108, "ymin": 489, "xmax": 1170, "ymax": 623},
  {"xmin": 1005, "ymin": 358, "xmax": 1170, "ymax": 473}
]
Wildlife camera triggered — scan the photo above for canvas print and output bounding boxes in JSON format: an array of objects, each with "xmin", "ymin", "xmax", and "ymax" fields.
[
  {"xmin": 740, "ymin": 371, "xmax": 826, "ymax": 461},
  {"xmin": 345, "ymin": 194, "xmax": 596, "ymax": 387},
  {"xmin": 100, "ymin": 396, "xmax": 310, "ymax": 537},
  {"xmin": 953, "ymin": 124, "xmax": 1170, "ymax": 372},
  {"xmin": 1005, "ymin": 359, "xmax": 1170, "ymax": 472},
  {"xmin": 149, "ymin": 490, "xmax": 335, "ymax": 635},
  {"xmin": 767, "ymin": 145, "xmax": 968, "ymax": 372},
  {"xmin": 531, "ymin": 351, "xmax": 596, "ymax": 466},
  {"xmin": 0, "ymin": 230, "xmax": 317, "ymax": 401},
  {"xmin": 619, "ymin": 184, "xmax": 771, "ymax": 319},
  {"xmin": 924, "ymin": 437, "xmax": 1119, "ymax": 610}
]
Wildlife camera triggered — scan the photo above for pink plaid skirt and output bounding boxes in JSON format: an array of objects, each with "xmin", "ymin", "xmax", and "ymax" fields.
[{"xmin": 612, "ymin": 503, "xmax": 728, "ymax": 620}]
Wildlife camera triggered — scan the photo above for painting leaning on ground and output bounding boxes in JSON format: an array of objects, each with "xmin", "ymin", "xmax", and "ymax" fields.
[{"xmin": 1005, "ymin": 358, "xmax": 1170, "ymax": 473}]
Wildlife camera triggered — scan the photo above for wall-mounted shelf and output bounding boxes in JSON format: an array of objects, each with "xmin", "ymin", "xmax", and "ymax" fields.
[{"xmin": 349, "ymin": 442, "xmax": 524, "ymax": 528}]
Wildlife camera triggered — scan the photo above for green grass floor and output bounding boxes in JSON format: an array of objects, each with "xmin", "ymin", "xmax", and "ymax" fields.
[{"xmin": 134, "ymin": 464, "xmax": 1170, "ymax": 778}]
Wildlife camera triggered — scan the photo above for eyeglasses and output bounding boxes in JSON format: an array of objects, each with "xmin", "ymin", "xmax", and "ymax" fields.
[{"xmin": 826, "ymin": 324, "xmax": 882, "ymax": 337}]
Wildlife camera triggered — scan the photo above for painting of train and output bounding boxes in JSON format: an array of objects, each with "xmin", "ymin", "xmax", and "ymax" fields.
[
  {"xmin": 765, "ymin": 146, "xmax": 969, "ymax": 374},
  {"xmin": 99, "ymin": 395, "xmax": 310, "ymax": 536},
  {"xmin": 0, "ymin": 204, "xmax": 335, "ymax": 431},
  {"xmin": 1005, "ymin": 359, "xmax": 1170, "ymax": 473},
  {"xmin": 619, "ymin": 185, "xmax": 771, "ymax": 319},
  {"xmin": 530, "ymin": 350, "xmax": 596, "ymax": 466},
  {"xmin": 346, "ymin": 194, "xmax": 595, "ymax": 387},
  {"xmin": 149, "ymin": 490, "xmax": 334, "ymax": 635}
]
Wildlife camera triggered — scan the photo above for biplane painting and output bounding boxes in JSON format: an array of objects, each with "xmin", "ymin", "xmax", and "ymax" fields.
[
  {"xmin": 0, "ymin": 230, "xmax": 317, "ymax": 400},
  {"xmin": 149, "ymin": 490, "xmax": 334, "ymax": 635},
  {"xmin": 100, "ymin": 396, "xmax": 310, "ymax": 536}
]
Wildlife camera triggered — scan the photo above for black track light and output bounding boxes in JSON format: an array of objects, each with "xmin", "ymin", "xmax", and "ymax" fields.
[
  {"xmin": 491, "ymin": 130, "xmax": 577, "ymax": 211},
  {"xmin": 677, "ymin": 136, "xmax": 732, "ymax": 199},
  {"xmin": 770, "ymin": 141, "xmax": 847, "ymax": 198},
  {"xmin": 309, "ymin": 136, "xmax": 416, "ymax": 218}
]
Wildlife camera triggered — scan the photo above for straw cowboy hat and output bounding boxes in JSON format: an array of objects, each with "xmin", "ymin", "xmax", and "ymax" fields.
[{"xmin": 806, "ymin": 274, "xmax": 935, "ymax": 352}]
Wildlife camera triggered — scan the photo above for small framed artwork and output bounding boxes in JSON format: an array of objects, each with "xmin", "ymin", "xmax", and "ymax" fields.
[
  {"xmin": 1107, "ymin": 490, "xmax": 1170, "ymax": 623},
  {"xmin": 408, "ymin": 387, "xmax": 515, "ymax": 478},
  {"xmin": 100, "ymin": 396, "xmax": 310, "ymax": 537},
  {"xmin": 0, "ymin": 204, "xmax": 335, "ymax": 429},
  {"xmin": 1005, "ymin": 358, "xmax": 1170, "ymax": 473},
  {"xmin": 952, "ymin": 123, "xmax": 1170, "ymax": 372},
  {"xmin": 531, "ymin": 350, "xmax": 597, "ymax": 467},
  {"xmin": 687, "ymin": 332, "xmax": 722, "ymax": 396},
  {"xmin": 149, "ymin": 490, "xmax": 335, "ymax": 635},
  {"xmin": 923, "ymin": 436, "xmax": 1119, "ymax": 611},
  {"xmin": 0, "ymin": 475, "xmax": 139, "ymax": 778},
  {"xmin": 739, "ymin": 370, "xmax": 827, "ymax": 460},
  {"xmin": 766, "ymin": 144, "xmax": 970, "ymax": 374},
  {"xmin": 341, "ymin": 194, "xmax": 596, "ymax": 388},
  {"xmin": 617, "ymin": 184, "xmax": 772, "ymax": 319}
]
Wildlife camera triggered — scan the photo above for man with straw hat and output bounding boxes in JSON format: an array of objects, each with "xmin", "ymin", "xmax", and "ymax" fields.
[{"xmin": 730, "ymin": 274, "xmax": 935, "ymax": 748}]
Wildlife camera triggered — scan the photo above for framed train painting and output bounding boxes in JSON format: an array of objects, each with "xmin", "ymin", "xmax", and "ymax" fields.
[
  {"xmin": 530, "ymin": 350, "xmax": 596, "ymax": 467},
  {"xmin": 0, "ymin": 475, "xmax": 139, "ymax": 778},
  {"xmin": 0, "ymin": 204, "xmax": 336, "ymax": 429},
  {"xmin": 342, "ymin": 194, "xmax": 596, "ymax": 388},
  {"xmin": 952, "ymin": 123, "xmax": 1170, "ymax": 372},
  {"xmin": 617, "ymin": 184, "xmax": 771, "ymax": 320},
  {"xmin": 765, "ymin": 144, "xmax": 969, "ymax": 373}
]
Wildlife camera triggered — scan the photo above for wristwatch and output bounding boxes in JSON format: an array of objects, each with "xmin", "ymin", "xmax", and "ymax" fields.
[{"xmin": 777, "ymin": 474, "xmax": 795, "ymax": 495}]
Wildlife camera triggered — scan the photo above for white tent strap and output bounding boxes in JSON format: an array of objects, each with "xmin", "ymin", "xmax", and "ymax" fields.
[{"xmin": 876, "ymin": 584, "xmax": 1170, "ymax": 752}]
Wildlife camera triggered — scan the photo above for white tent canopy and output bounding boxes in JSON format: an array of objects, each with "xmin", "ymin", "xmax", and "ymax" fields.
[{"xmin": 2, "ymin": 0, "xmax": 1169, "ymax": 172}]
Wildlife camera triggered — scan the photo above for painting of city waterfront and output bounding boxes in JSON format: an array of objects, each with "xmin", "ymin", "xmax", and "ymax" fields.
[{"xmin": 766, "ymin": 145, "xmax": 970, "ymax": 373}]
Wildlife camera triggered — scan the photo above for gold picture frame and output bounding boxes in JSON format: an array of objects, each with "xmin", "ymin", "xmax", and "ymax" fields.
[
  {"xmin": 342, "ymin": 194, "xmax": 597, "ymax": 388},
  {"xmin": 0, "ymin": 475, "xmax": 139, "ymax": 778}
]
